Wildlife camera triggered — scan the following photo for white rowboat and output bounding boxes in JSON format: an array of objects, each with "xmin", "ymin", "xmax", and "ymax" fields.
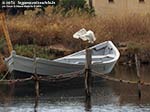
[{"xmin": 5, "ymin": 41, "xmax": 120, "ymax": 77}]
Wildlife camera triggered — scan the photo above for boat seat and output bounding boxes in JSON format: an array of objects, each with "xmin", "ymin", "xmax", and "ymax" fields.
[
  {"xmin": 63, "ymin": 54, "xmax": 115, "ymax": 60},
  {"xmin": 74, "ymin": 62, "xmax": 85, "ymax": 64},
  {"xmin": 93, "ymin": 46, "xmax": 106, "ymax": 51},
  {"xmin": 92, "ymin": 60, "xmax": 103, "ymax": 64}
]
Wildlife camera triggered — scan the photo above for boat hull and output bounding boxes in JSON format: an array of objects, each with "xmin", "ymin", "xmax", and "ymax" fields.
[
  {"xmin": 5, "ymin": 54, "xmax": 116, "ymax": 77},
  {"xmin": 6, "ymin": 54, "xmax": 84, "ymax": 76},
  {"xmin": 5, "ymin": 41, "xmax": 120, "ymax": 77}
]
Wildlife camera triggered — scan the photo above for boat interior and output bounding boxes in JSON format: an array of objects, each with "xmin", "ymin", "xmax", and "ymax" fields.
[{"xmin": 54, "ymin": 42, "xmax": 116, "ymax": 65}]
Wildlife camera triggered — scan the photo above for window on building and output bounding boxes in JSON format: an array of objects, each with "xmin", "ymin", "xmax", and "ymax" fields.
[
  {"xmin": 108, "ymin": 0, "xmax": 114, "ymax": 3},
  {"xmin": 139, "ymin": 0, "xmax": 145, "ymax": 3}
]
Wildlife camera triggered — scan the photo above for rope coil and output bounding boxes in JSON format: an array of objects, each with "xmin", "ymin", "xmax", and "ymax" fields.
[{"xmin": 0, "ymin": 76, "xmax": 33, "ymax": 84}]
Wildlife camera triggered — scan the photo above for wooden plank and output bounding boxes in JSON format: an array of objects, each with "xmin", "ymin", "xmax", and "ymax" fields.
[{"xmin": 0, "ymin": 13, "xmax": 13, "ymax": 54}]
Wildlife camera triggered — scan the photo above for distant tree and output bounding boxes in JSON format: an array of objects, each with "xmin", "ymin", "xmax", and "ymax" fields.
[
  {"xmin": 0, "ymin": 0, "xmax": 59, "ymax": 15},
  {"xmin": 60, "ymin": 0, "xmax": 86, "ymax": 12}
]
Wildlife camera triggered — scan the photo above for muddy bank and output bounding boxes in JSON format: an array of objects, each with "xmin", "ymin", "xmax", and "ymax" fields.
[{"xmin": 118, "ymin": 43, "xmax": 150, "ymax": 65}]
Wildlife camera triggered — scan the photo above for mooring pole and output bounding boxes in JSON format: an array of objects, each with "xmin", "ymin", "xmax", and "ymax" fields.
[
  {"xmin": 85, "ymin": 48, "xmax": 92, "ymax": 98},
  {"xmin": 34, "ymin": 78, "xmax": 39, "ymax": 112},
  {"xmin": 33, "ymin": 49, "xmax": 39, "ymax": 110},
  {"xmin": 85, "ymin": 95, "xmax": 91, "ymax": 112},
  {"xmin": 135, "ymin": 54, "xmax": 141, "ymax": 100},
  {"xmin": 0, "ymin": 13, "xmax": 13, "ymax": 55}
]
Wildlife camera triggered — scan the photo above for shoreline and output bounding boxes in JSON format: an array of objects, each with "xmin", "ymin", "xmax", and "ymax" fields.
[
  {"xmin": 0, "ymin": 13, "xmax": 150, "ymax": 73},
  {"xmin": 0, "ymin": 44, "xmax": 150, "ymax": 74},
  {"xmin": 118, "ymin": 42, "xmax": 150, "ymax": 65}
]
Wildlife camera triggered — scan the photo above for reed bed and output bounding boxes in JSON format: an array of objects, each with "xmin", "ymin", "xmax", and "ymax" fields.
[
  {"xmin": 0, "ymin": 8, "xmax": 150, "ymax": 51},
  {"xmin": 0, "ymin": 8, "xmax": 150, "ymax": 72}
]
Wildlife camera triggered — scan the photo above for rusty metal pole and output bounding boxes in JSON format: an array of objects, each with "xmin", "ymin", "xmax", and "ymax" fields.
[{"xmin": 0, "ymin": 13, "xmax": 13, "ymax": 55}]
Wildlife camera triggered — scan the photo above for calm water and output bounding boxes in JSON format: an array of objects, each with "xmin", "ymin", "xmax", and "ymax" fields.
[{"xmin": 0, "ymin": 65, "xmax": 150, "ymax": 112}]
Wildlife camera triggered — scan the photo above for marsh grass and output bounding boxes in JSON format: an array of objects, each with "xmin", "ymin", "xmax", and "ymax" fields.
[
  {"xmin": 2, "ymin": 10, "xmax": 149, "ymax": 48},
  {"xmin": 0, "ymin": 8, "xmax": 150, "ymax": 67},
  {"xmin": 14, "ymin": 44, "xmax": 65, "ymax": 59},
  {"xmin": 0, "ymin": 53, "xmax": 6, "ymax": 73},
  {"xmin": 0, "ymin": 8, "xmax": 149, "ymax": 48}
]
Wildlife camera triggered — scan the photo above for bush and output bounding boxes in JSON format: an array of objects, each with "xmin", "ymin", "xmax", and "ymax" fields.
[{"xmin": 60, "ymin": 0, "xmax": 86, "ymax": 12}]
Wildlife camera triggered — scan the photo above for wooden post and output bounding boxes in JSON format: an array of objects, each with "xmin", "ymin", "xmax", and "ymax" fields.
[
  {"xmin": 85, "ymin": 94, "xmax": 91, "ymax": 111},
  {"xmin": 33, "ymin": 50, "xmax": 39, "ymax": 110},
  {"xmin": 85, "ymin": 48, "xmax": 92, "ymax": 97},
  {"xmin": 34, "ymin": 79, "xmax": 39, "ymax": 111},
  {"xmin": 0, "ymin": 13, "xmax": 13, "ymax": 55},
  {"xmin": 135, "ymin": 54, "xmax": 141, "ymax": 100}
]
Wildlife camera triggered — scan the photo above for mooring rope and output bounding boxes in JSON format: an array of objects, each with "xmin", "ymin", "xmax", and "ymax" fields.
[
  {"xmin": 0, "ymin": 69, "xmax": 10, "ymax": 80},
  {"xmin": 50, "ymin": 69, "xmax": 84, "ymax": 78},
  {"xmin": 1, "ymin": 68, "xmax": 150, "ymax": 86},
  {"xmin": 92, "ymin": 70, "xmax": 150, "ymax": 86},
  {"xmin": 0, "ymin": 76, "xmax": 33, "ymax": 84},
  {"xmin": 39, "ymin": 75, "xmax": 80, "ymax": 82},
  {"xmin": 38, "ymin": 69, "xmax": 84, "ymax": 82},
  {"xmin": 0, "ymin": 69, "xmax": 84, "ymax": 84}
]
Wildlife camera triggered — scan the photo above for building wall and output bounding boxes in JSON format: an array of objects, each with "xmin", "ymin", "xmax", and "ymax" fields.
[{"xmin": 92, "ymin": 0, "xmax": 150, "ymax": 15}]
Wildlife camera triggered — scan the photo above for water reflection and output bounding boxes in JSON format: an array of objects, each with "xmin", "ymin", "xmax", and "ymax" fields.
[{"xmin": 0, "ymin": 65, "xmax": 150, "ymax": 112}]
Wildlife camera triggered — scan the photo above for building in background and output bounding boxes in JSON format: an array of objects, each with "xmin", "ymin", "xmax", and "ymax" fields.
[{"xmin": 89, "ymin": 0, "xmax": 150, "ymax": 15}]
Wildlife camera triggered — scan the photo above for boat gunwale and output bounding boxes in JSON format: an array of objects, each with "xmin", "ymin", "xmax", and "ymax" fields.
[
  {"xmin": 5, "ymin": 41, "xmax": 120, "ymax": 66},
  {"xmin": 54, "ymin": 41, "xmax": 120, "ymax": 65}
]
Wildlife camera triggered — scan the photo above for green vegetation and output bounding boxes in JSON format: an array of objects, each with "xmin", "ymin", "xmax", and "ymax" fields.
[
  {"xmin": 14, "ymin": 44, "xmax": 65, "ymax": 59},
  {"xmin": 60, "ymin": 0, "xmax": 86, "ymax": 11}
]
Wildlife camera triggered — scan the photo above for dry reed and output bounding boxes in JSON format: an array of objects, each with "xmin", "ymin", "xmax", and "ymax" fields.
[{"xmin": 0, "ymin": 7, "xmax": 150, "ymax": 52}]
